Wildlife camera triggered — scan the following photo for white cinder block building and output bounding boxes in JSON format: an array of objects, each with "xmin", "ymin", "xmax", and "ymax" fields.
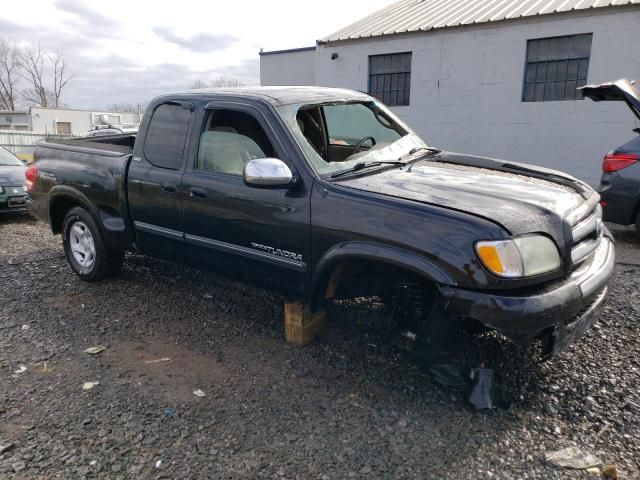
[
  {"xmin": 29, "ymin": 107, "xmax": 142, "ymax": 135},
  {"xmin": 260, "ymin": 0, "xmax": 640, "ymax": 185},
  {"xmin": 259, "ymin": 47, "xmax": 317, "ymax": 86}
]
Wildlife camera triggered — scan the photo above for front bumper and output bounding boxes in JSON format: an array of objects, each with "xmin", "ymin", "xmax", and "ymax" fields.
[{"xmin": 440, "ymin": 236, "xmax": 615, "ymax": 357}]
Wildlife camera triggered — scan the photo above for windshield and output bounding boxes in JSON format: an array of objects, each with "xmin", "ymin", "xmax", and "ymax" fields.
[
  {"xmin": 277, "ymin": 100, "xmax": 432, "ymax": 176},
  {"xmin": 0, "ymin": 147, "xmax": 23, "ymax": 167}
]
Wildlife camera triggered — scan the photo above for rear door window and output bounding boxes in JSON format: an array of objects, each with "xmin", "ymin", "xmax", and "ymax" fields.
[{"xmin": 143, "ymin": 104, "xmax": 191, "ymax": 169}]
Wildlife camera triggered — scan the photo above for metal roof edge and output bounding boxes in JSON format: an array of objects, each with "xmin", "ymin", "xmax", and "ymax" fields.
[
  {"xmin": 259, "ymin": 46, "xmax": 317, "ymax": 56},
  {"xmin": 319, "ymin": 2, "xmax": 640, "ymax": 45}
]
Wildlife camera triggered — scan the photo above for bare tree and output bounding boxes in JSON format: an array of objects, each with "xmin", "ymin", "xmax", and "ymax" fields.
[
  {"xmin": 190, "ymin": 77, "xmax": 244, "ymax": 89},
  {"xmin": 190, "ymin": 80, "xmax": 209, "ymax": 89},
  {"xmin": 106, "ymin": 103, "xmax": 137, "ymax": 113},
  {"xmin": 209, "ymin": 76, "xmax": 244, "ymax": 87},
  {"xmin": 17, "ymin": 44, "xmax": 73, "ymax": 108},
  {"xmin": 50, "ymin": 52, "xmax": 73, "ymax": 108},
  {"xmin": 0, "ymin": 39, "xmax": 21, "ymax": 110},
  {"xmin": 17, "ymin": 44, "xmax": 50, "ymax": 107}
]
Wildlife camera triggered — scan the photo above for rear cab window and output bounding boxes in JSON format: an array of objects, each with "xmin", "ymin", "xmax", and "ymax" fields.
[{"xmin": 143, "ymin": 104, "xmax": 191, "ymax": 170}]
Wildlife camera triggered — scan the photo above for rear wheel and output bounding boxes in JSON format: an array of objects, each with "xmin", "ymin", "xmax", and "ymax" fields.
[{"xmin": 62, "ymin": 207, "xmax": 124, "ymax": 281}]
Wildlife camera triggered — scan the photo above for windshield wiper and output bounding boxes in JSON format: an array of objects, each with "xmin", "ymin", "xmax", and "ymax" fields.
[
  {"xmin": 330, "ymin": 161, "xmax": 404, "ymax": 179},
  {"xmin": 398, "ymin": 146, "xmax": 441, "ymax": 162}
]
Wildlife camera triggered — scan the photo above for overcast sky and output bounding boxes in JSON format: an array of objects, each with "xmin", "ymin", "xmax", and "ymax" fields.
[{"xmin": 2, "ymin": 0, "xmax": 394, "ymax": 109}]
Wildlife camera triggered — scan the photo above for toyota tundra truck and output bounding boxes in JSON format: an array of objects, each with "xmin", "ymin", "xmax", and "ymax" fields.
[{"xmin": 26, "ymin": 86, "xmax": 615, "ymax": 358}]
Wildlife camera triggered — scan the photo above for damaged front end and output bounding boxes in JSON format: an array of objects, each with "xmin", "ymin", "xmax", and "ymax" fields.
[{"xmin": 439, "ymin": 233, "xmax": 614, "ymax": 358}]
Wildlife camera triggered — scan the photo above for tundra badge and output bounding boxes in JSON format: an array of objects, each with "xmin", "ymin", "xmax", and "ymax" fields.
[{"xmin": 251, "ymin": 243, "xmax": 302, "ymax": 261}]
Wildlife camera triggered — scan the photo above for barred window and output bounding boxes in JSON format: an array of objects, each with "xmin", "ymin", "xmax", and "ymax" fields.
[
  {"xmin": 368, "ymin": 52, "xmax": 412, "ymax": 106},
  {"xmin": 523, "ymin": 34, "xmax": 592, "ymax": 102}
]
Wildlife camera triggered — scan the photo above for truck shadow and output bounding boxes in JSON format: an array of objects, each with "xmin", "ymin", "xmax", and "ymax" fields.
[
  {"xmin": 0, "ymin": 212, "xmax": 34, "ymax": 225},
  {"xmin": 119, "ymin": 253, "xmax": 545, "ymax": 410}
]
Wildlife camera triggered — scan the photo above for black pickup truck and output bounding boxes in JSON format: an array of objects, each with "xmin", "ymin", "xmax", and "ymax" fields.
[{"xmin": 27, "ymin": 86, "xmax": 615, "ymax": 358}]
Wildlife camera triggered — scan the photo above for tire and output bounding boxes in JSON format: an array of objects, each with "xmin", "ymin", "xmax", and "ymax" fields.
[
  {"xmin": 635, "ymin": 211, "xmax": 640, "ymax": 241},
  {"xmin": 62, "ymin": 207, "xmax": 124, "ymax": 281}
]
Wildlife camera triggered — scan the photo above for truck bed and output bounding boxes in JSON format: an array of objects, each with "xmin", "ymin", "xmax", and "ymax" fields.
[
  {"xmin": 30, "ymin": 137, "xmax": 135, "ymax": 252},
  {"xmin": 45, "ymin": 133, "xmax": 136, "ymax": 155}
]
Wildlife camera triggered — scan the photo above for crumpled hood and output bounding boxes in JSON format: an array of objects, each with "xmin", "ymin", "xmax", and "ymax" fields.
[
  {"xmin": 339, "ymin": 152, "xmax": 594, "ymax": 247},
  {"xmin": 0, "ymin": 165, "xmax": 26, "ymax": 187}
]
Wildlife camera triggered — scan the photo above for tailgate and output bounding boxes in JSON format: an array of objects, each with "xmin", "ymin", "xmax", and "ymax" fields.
[{"xmin": 580, "ymin": 79, "xmax": 640, "ymax": 121}]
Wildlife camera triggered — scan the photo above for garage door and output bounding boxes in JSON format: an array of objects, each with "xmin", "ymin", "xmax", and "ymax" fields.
[{"xmin": 56, "ymin": 122, "xmax": 72, "ymax": 135}]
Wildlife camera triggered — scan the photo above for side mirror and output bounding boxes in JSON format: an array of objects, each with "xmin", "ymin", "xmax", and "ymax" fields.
[{"xmin": 243, "ymin": 158, "xmax": 294, "ymax": 188}]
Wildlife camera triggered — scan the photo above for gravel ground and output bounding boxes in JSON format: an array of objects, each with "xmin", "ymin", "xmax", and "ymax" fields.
[{"xmin": 1, "ymin": 213, "xmax": 639, "ymax": 479}]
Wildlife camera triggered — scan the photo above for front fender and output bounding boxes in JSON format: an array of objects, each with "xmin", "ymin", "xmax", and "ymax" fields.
[{"xmin": 310, "ymin": 241, "xmax": 457, "ymax": 311}]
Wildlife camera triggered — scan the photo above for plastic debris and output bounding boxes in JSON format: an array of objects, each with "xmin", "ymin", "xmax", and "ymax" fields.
[
  {"xmin": 84, "ymin": 346, "xmax": 106, "ymax": 355},
  {"xmin": 21, "ymin": 324, "xmax": 30, "ymax": 331},
  {"xmin": 193, "ymin": 389, "xmax": 205, "ymax": 397},
  {"xmin": 14, "ymin": 365, "xmax": 27, "ymax": 374},
  {"xmin": 468, "ymin": 367, "xmax": 494, "ymax": 409},
  {"xmin": 587, "ymin": 467, "xmax": 601, "ymax": 476},
  {"xmin": 89, "ymin": 460, "xmax": 97, "ymax": 467},
  {"xmin": 144, "ymin": 357, "xmax": 171, "ymax": 365},
  {"xmin": 430, "ymin": 364, "xmax": 466, "ymax": 387},
  {"xmin": 544, "ymin": 447, "xmax": 602, "ymax": 469},
  {"xmin": 416, "ymin": 342, "xmax": 466, "ymax": 387},
  {"xmin": 203, "ymin": 293, "xmax": 213, "ymax": 299},
  {"xmin": 82, "ymin": 381, "xmax": 100, "ymax": 390},
  {"xmin": 155, "ymin": 460, "xmax": 162, "ymax": 469},
  {"xmin": 602, "ymin": 464, "xmax": 619, "ymax": 480},
  {"xmin": 164, "ymin": 407, "xmax": 176, "ymax": 417}
]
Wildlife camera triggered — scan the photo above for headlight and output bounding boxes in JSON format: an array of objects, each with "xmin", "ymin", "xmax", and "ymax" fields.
[{"xmin": 476, "ymin": 235, "xmax": 561, "ymax": 278}]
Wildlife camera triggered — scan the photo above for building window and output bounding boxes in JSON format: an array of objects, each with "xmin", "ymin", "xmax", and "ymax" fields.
[
  {"xmin": 523, "ymin": 34, "xmax": 592, "ymax": 102},
  {"xmin": 368, "ymin": 52, "xmax": 412, "ymax": 106}
]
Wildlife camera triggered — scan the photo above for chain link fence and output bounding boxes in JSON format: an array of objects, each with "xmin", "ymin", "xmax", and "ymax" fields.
[{"xmin": 0, "ymin": 130, "xmax": 73, "ymax": 163}]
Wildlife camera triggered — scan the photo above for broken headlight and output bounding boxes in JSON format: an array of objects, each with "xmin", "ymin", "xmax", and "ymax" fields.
[{"xmin": 475, "ymin": 235, "xmax": 561, "ymax": 278}]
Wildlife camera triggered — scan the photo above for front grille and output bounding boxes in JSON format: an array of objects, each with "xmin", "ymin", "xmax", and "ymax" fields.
[{"xmin": 570, "ymin": 204, "xmax": 602, "ymax": 267}]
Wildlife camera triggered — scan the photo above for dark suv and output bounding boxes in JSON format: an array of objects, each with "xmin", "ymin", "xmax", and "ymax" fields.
[{"xmin": 582, "ymin": 79, "xmax": 640, "ymax": 235}]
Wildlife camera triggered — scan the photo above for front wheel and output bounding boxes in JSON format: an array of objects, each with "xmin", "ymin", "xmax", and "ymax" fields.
[{"xmin": 62, "ymin": 207, "xmax": 124, "ymax": 281}]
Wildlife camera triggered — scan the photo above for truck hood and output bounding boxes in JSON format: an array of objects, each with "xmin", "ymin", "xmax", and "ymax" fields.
[
  {"xmin": 0, "ymin": 165, "xmax": 27, "ymax": 186},
  {"xmin": 338, "ymin": 152, "xmax": 594, "ymax": 245},
  {"xmin": 580, "ymin": 79, "xmax": 640, "ymax": 121}
]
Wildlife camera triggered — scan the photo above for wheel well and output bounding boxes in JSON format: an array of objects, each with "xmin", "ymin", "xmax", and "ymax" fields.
[
  {"xmin": 50, "ymin": 196, "xmax": 86, "ymax": 234},
  {"xmin": 317, "ymin": 259, "xmax": 442, "ymax": 336},
  {"xmin": 320, "ymin": 259, "xmax": 437, "ymax": 306}
]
